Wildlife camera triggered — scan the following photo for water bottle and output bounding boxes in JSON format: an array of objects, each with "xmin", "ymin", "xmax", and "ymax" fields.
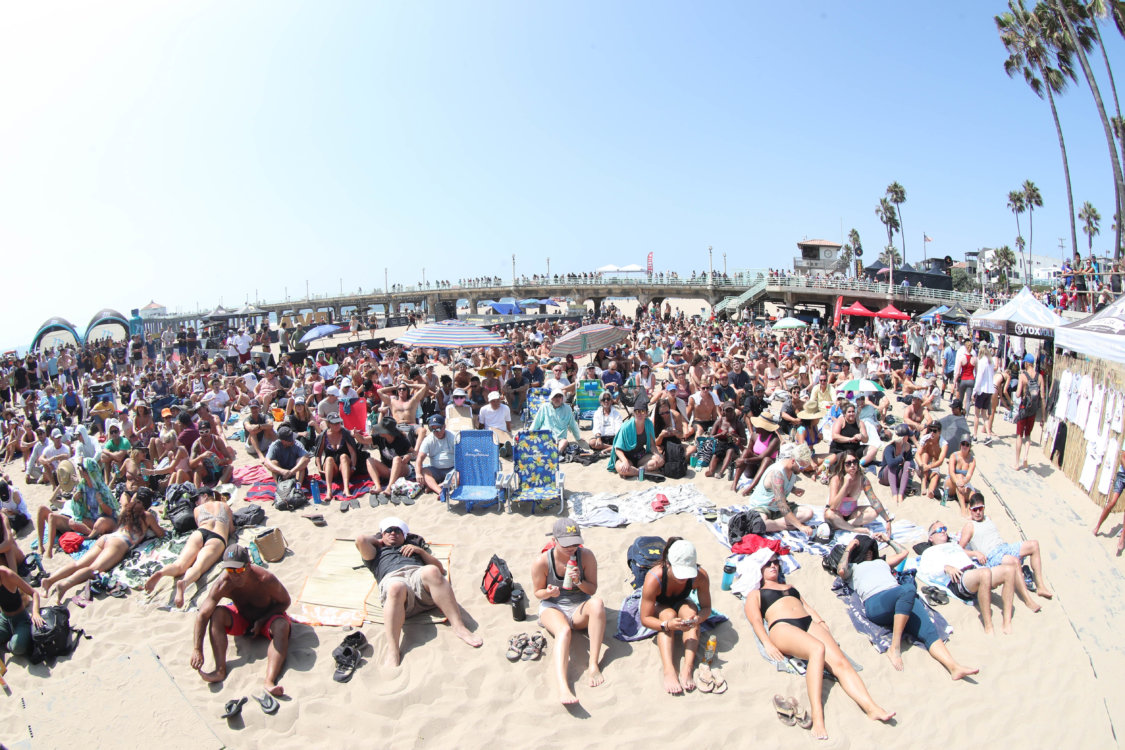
[
  {"xmin": 310, "ymin": 480, "xmax": 323, "ymax": 505},
  {"xmin": 510, "ymin": 586, "xmax": 527, "ymax": 622},
  {"xmin": 563, "ymin": 556, "xmax": 579, "ymax": 590},
  {"xmin": 638, "ymin": 467, "xmax": 645, "ymax": 482},
  {"xmin": 702, "ymin": 634, "xmax": 717, "ymax": 664},
  {"xmin": 721, "ymin": 562, "xmax": 737, "ymax": 591},
  {"xmin": 248, "ymin": 541, "xmax": 264, "ymax": 566}
]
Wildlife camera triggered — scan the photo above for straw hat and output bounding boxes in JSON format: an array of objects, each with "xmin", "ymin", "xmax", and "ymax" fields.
[
  {"xmin": 477, "ymin": 367, "xmax": 501, "ymax": 378},
  {"xmin": 750, "ymin": 415, "xmax": 780, "ymax": 432},
  {"xmin": 796, "ymin": 405, "xmax": 826, "ymax": 421},
  {"xmin": 55, "ymin": 460, "xmax": 78, "ymax": 495}
]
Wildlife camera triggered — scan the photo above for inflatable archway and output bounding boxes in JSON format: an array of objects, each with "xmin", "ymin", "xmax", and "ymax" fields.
[
  {"xmin": 84, "ymin": 308, "xmax": 132, "ymax": 343},
  {"xmin": 30, "ymin": 317, "xmax": 81, "ymax": 351}
]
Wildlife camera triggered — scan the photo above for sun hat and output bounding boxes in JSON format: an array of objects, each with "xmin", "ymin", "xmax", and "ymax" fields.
[
  {"xmin": 750, "ymin": 415, "xmax": 780, "ymax": 432},
  {"xmin": 55, "ymin": 460, "xmax": 77, "ymax": 494},
  {"xmin": 452, "ymin": 388, "xmax": 468, "ymax": 398},
  {"xmin": 666, "ymin": 540, "xmax": 698, "ymax": 579},
  {"xmin": 796, "ymin": 405, "xmax": 826, "ymax": 421}
]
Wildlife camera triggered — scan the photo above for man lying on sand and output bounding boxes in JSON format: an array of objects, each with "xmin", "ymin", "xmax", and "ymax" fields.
[
  {"xmin": 355, "ymin": 516, "xmax": 482, "ymax": 666},
  {"xmin": 191, "ymin": 544, "xmax": 291, "ymax": 697}
]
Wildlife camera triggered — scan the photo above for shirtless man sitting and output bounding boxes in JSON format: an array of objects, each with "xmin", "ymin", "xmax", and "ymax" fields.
[
  {"xmin": 146, "ymin": 485, "xmax": 234, "ymax": 609},
  {"xmin": 687, "ymin": 374, "xmax": 720, "ymax": 438},
  {"xmin": 379, "ymin": 381, "xmax": 429, "ymax": 447},
  {"xmin": 190, "ymin": 420, "xmax": 234, "ymax": 487},
  {"xmin": 191, "ymin": 544, "xmax": 292, "ymax": 697},
  {"xmin": 900, "ymin": 395, "xmax": 928, "ymax": 434}
]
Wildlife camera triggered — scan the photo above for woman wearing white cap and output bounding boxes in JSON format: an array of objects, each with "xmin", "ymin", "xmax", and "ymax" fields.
[{"xmin": 639, "ymin": 538, "xmax": 712, "ymax": 695}]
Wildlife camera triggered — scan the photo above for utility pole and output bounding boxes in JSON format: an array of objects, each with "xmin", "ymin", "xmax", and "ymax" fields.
[
  {"xmin": 547, "ymin": 257, "xmax": 550, "ymax": 278},
  {"xmin": 723, "ymin": 252, "xmax": 727, "ymax": 275},
  {"xmin": 708, "ymin": 245, "xmax": 713, "ymax": 285},
  {"xmin": 1058, "ymin": 237, "xmax": 1066, "ymax": 263},
  {"xmin": 306, "ymin": 280, "xmax": 309, "ymax": 300},
  {"xmin": 512, "ymin": 254, "xmax": 516, "ymax": 286},
  {"xmin": 385, "ymin": 268, "xmax": 389, "ymax": 294},
  {"xmin": 422, "ymin": 268, "xmax": 426, "ymax": 287}
]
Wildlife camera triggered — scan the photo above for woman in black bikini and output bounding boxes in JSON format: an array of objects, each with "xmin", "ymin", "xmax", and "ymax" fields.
[
  {"xmin": 745, "ymin": 555, "xmax": 893, "ymax": 740},
  {"xmin": 638, "ymin": 538, "xmax": 712, "ymax": 695},
  {"xmin": 145, "ymin": 487, "xmax": 233, "ymax": 609}
]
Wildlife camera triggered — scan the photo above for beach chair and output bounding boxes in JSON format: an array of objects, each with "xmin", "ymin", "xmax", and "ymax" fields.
[
  {"xmin": 690, "ymin": 435, "xmax": 716, "ymax": 468},
  {"xmin": 523, "ymin": 386, "xmax": 550, "ymax": 420},
  {"xmin": 574, "ymin": 379, "xmax": 604, "ymax": 428},
  {"xmin": 439, "ymin": 430, "xmax": 505, "ymax": 513},
  {"xmin": 506, "ymin": 430, "xmax": 565, "ymax": 514}
]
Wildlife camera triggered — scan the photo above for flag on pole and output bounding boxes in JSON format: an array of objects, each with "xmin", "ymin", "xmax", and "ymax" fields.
[
  {"xmin": 832, "ymin": 295, "xmax": 843, "ymax": 328},
  {"xmin": 924, "ymin": 235, "xmax": 933, "ymax": 243}
]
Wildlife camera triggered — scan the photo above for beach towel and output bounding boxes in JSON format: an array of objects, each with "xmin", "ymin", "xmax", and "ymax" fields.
[
  {"xmin": 830, "ymin": 576, "xmax": 952, "ymax": 653},
  {"xmin": 569, "ymin": 484, "xmax": 714, "ymax": 527},
  {"xmin": 291, "ymin": 539, "xmax": 452, "ymax": 627},
  {"xmin": 233, "ymin": 464, "xmax": 273, "ymax": 486},
  {"xmin": 340, "ymin": 398, "xmax": 367, "ymax": 433},
  {"xmin": 244, "ymin": 480, "xmax": 278, "ymax": 502},
  {"xmin": 613, "ymin": 588, "xmax": 728, "ymax": 642},
  {"xmin": 747, "ymin": 625, "xmax": 859, "ymax": 678},
  {"xmin": 307, "ymin": 477, "xmax": 375, "ymax": 501}
]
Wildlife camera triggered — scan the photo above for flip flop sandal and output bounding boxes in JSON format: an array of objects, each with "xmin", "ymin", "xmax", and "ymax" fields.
[
  {"xmin": 221, "ymin": 696, "xmax": 248, "ymax": 719},
  {"xmin": 773, "ymin": 694, "xmax": 797, "ymax": 725},
  {"xmin": 644, "ymin": 473, "xmax": 666, "ymax": 483},
  {"xmin": 709, "ymin": 667, "xmax": 727, "ymax": 694},
  {"xmin": 651, "ymin": 499, "xmax": 667, "ymax": 512},
  {"xmin": 369, "ymin": 494, "xmax": 382, "ymax": 508},
  {"xmin": 922, "ymin": 586, "xmax": 949, "ymax": 606},
  {"xmin": 349, "ymin": 497, "xmax": 361, "ymax": 510},
  {"xmin": 695, "ymin": 664, "xmax": 715, "ymax": 693},
  {"xmin": 520, "ymin": 643, "xmax": 536, "ymax": 661},
  {"xmin": 253, "ymin": 691, "xmax": 280, "ymax": 715},
  {"xmin": 332, "ymin": 644, "xmax": 361, "ymax": 683},
  {"xmin": 338, "ymin": 499, "xmax": 350, "ymax": 513},
  {"xmin": 401, "ymin": 494, "xmax": 416, "ymax": 506},
  {"xmin": 302, "ymin": 514, "xmax": 327, "ymax": 527},
  {"xmin": 794, "ymin": 703, "xmax": 813, "ymax": 731},
  {"xmin": 703, "ymin": 511, "xmax": 718, "ymax": 522}
]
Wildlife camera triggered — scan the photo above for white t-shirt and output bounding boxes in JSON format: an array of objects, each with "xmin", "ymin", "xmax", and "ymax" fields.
[
  {"xmin": 419, "ymin": 431, "xmax": 456, "ymax": 469},
  {"xmin": 41, "ymin": 444, "xmax": 72, "ymax": 465},
  {"xmin": 203, "ymin": 389, "xmax": 231, "ymax": 414},
  {"xmin": 918, "ymin": 542, "xmax": 974, "ymax": 587},
  {"xmin": 236, "ymin": 333, "xmax": 253, "ymax": 355},
  {"xmin": 479, "ymin": 403, "xmax": 512, "ymax": 431}
]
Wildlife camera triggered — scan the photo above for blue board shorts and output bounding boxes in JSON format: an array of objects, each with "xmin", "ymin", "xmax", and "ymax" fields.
[{"xmin": 986, "ymin": 542, "xmax": 1024, "ymax": 569}]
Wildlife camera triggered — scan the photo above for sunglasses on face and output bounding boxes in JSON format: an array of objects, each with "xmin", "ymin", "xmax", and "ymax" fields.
[
  {"xmin": 228, "ymin": 565, "xmax": 248, "ymax": 575},
  {"xmin": 764, "ymin": 559, "xmax": 780, "ymax": 567},
  {"xmin": 930, "ymin": 526, "xmax": 947, "ymax": 536},
  {"xmin": 383, "ymin": 527, "xmax": 403, "ymax": 536},
  {"xmin": 843, "ymin": 460, "xmax": 857, "ymax": 466}
]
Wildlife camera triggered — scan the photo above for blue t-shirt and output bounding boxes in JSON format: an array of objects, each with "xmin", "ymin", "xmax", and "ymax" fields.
[{"xmin": 942, "ymin": 347, "xmax": 956, "ymax": 375}]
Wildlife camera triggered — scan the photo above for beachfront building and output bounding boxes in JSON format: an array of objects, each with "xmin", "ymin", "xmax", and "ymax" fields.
[
  {"xmin": 793, "ymin": 239, "xmax": 846, "ymax": 276},
  {"xmin": 138, "ymin": 300, "xmax": 167, "ymax": 319}
]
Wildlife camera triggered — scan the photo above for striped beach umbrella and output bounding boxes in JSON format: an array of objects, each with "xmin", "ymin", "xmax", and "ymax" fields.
[
  {"xmin": 835, "ymin": 378, "xmax": 886, "ymax": 395},
  {"xmin": 549, "ymin": 324, "xmax": 632, "ymax": 356},
  {"xmin": 394, "ymin": 320, "xmax": 511, "ymax": 349}
]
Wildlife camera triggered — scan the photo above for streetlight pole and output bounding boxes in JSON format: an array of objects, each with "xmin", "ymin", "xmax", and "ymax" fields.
[
  {"xmin": 547, "ymin": 257, "xmax": 550, "ymax": 278},
  {"xmin": 512, "ymin": 254, "xmax": 516, "ymax": 286},
  {"xmin": 422, "ymin": 268, "xmax": 426, "ymax": 287},
  {"xmin": 708, "ymin": 246, "xmax": 713, "ymax": 285},
  {"xmin": 385, "ymin": 268, "xmax": 389, "ymax": 294},
  {"xmin": 306, "ymin": 280, "xmax": 309, "ymax": 299},
  {"xmin": 723, "ymin": 253, "xmax": 727, "ymax": 275}
]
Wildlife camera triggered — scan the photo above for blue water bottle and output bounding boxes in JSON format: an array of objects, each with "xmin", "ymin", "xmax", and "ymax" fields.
[
  {"xmin": 311, "ymin": 481, "xmax": 323, "ymax": 505},
  {"xmin": 721, "ymin": 561, "xmax": 737, "ymax": 591}
]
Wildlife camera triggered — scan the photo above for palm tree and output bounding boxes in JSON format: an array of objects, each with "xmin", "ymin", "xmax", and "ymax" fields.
[
  {"xmin": 992, "ymin": 245, "xmax": 1018, "ymax": 291},
  {"xmin": 1008, "ymin": 189, "xmax": 1028, "ymax": 282},
  {"xmin": 879, "ymin": 245, "xmax": 902, "ymax": 267},
  {"xmin": 1052, "ymin": 0, "xmax": 1125, "ymax": 258},
  {"xmin": 1023, "ymin": 179, "xmax": 1043, "ymax": 260},
  {"xmin": 875, "ymin": 198, "xmax": 900, "ymax": 260},
  {"xmin": 840, "ymin": 228, "xmax": 861, "ymax": 277},
  {"xmin": 886, "ymin": 182, "xmax": 907, "ymax": 263},
  {"xmin": 997, "ymin": 0, "xmax": 1080, "ymax": 258},
  {"xmin": 1079, "ymin": 200, "xmax": 1102, "ymax": 252}
]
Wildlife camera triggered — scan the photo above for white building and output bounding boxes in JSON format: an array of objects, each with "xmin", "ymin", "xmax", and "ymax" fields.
[
  {"xmin": 974, "ymin": 249, "xmax": 1062, "ymax": 285},
  {"xmin": 138, "ymin": 300, "xmax": 167, "ymax": 319}
]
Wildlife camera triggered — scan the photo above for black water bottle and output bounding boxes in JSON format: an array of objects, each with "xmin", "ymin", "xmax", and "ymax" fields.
[{"xmin": 510, "ymin": 585, "xmax": 527, "ymax": 622}]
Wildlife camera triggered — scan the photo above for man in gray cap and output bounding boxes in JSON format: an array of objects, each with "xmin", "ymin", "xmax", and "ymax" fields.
[
  {"xmin": 262, "ymin": 424, "xmax": 310, "ymax": 485},
  {"xmin": 38, "ymin": 428, "xmax": 72, "ymax": 489},
  {"xmin": 192, "ymin": 544, "xmax": 292, "ymax": 697}
]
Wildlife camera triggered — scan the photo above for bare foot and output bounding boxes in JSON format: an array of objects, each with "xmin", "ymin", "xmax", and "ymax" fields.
[
  {"xmin": 265, "ymin": 681, "xmax": 284, "ymax": 697},
  {"xmin": 951, "ymin": 665, "xmax": 979, "ymax": 680},
  {"xmin": 143, "ymin": 571, "xmax": 163, "ymax": 594},
  {"xmin": 560, "ymin": 687, "xmax": 578, "ymax": 705},
  {"xmin": 867, "ymin": 707, "xmax": 896, "ymax": 723},
  {"xmin": 174, "ymin": 580, "xmax": 187, "ymax": 609},
  {"xmin": 663, "ymin": 669, "xmax": 683, "ymax": 695},
  {"xmin": 812, "ymin": 720, "xmax": 828, "ymax": 740},
  {"xmin": 199, "ymin": 668, "xmax": 226, "ymax": 684},
  {"xmin": 1037, "ymin": 587, "xmax": 1054, "ymax": 599},
  {"xmin": 886, "ymin": 649, "xmax": 904, "ymax": 671},
  {"xmin": 678, "ymin": 663, "xmax": 695, "ymax": 692},
  {"xmin": 588, "ymin": 667, "xmax": 604, "ymax": 688},
  {"xmin": 384, "ymin": 646, "xmax": 402, "ymax": 667},
  {"xmin": 984, "ymin": 625, "xmax": 994, "ymax": 636},
  {"xmin": 1002, "ymin": 622, "xmax": 1013, "ymax": 635},
  {"xmin": 453, "ymin": 626, "xmax": 483, "ymax": 648}
]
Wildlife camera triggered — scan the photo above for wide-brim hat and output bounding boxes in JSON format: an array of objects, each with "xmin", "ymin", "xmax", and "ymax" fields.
[
  {"xmin": 750, "ymin": 415, "xmax": 780, "ymax": 432},
  {"xmin": 796, "ymin": 405, "xmax": 826, "ymax": 421}
]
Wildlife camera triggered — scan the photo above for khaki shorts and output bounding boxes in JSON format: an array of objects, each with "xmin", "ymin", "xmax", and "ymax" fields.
[{"xmin": 378, "ymin": 567, "xmax": 436, "ymax": 617}]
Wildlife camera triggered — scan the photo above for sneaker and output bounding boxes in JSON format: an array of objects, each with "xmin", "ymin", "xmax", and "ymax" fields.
[{"xmin": 983, "ymin": 435, "xmax": 993, "ymax": 445}]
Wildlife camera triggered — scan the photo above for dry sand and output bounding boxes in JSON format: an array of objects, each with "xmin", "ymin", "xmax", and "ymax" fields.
[{"xmin": 3, "ymin": 326, "xmax": 1125, "ymax": 750}]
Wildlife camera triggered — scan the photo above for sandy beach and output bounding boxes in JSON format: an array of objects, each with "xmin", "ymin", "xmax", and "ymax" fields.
[{"xmin": 3, "ymin": 319, "xmax": 1125, "ymax": 750}]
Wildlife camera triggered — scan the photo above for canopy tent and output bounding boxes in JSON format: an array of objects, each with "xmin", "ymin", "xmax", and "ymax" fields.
[
  {"xmin": 236, "ymin": 304, "xmax": 265, "ymax": 317},
  {"xmin": 30, "ymin": 316, "xmax": 81, "ymax": 351},
  {"xmin": 970, "ymin": 287, "xmax": 1063, "ymax": 339},
  {"xmin": 1055, "ymin": 294, "xmax": 1125, "ymax": 365},
  {"xmin": 941, "ymin": 303, "xmax": 970, "ymax": 323},
  {"xmin": 875, "ymin": 304, "xmax": 910, "ymax": 320},
  {"xmin": 840, "ymin": 301, "xmax": 876, "ymax": 317},
  {"xmin": 916, "ymin": 304, "xmax": 949, "ymax": 322},
  {"xmin": 618, "ymin": 263, "xmax": 646, "ymax": 273},
  {"xmin": 205, "ymin": 306, "xmax": 236, "ymax": 320},
  {"xmin": 488, "ymin": 303, "xmax": 524, "ymax": 315},
  {"xmin": 595, "ymin": 264, "xmax": 620, "ymax": 274},
  {"xmin": 84, "ymin": 308, "xmax": 132, "ymax": 342}
]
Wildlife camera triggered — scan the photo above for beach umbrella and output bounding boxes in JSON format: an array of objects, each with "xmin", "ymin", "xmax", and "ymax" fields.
[
  {"xmin": 299, "ymin": 324, "xmax": 343, "ymax": 344},
  {"xmin": 772, "ymin": 317, "xmax": 808, "ymax": 330},
  {"xmin": 550, "ymin": 324, "xmax": 631, "ymax": 356},
  {"xmin": 395, "ymin": 320, "xmax": 511, "ymax": 349},
  {"xmin": 835, "ymin": 378, "xmax": 886, "ymax": 395}
]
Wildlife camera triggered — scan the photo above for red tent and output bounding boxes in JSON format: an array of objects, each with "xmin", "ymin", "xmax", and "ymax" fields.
[
  {"xmin": 875, "ymin": 304, "xmax": 910, "ymax": 320},
  {"xmin": 840, "ymin": 301, "xmax": 876, "ymax": 317}
]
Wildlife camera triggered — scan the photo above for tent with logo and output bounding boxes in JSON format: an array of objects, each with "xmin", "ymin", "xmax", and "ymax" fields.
[
  {"xmin": 970, "ymin": 288, "xmax": 1063, "ymax": 340},
  {"xmin": 1055, "ymin": 294, "xmax": 1125, "ymax": 365}
]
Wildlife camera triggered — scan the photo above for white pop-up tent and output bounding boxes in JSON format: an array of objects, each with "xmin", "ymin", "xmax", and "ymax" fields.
[
  {"xmin": 970, "ymin": 287, "xmax": 1064, "ymax": 340},
  {"xmin": 1055, "ymin": 293, "xmax": 1125, "ymax": 365}
]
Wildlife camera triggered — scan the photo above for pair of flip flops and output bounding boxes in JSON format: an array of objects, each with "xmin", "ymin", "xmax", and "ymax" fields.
[
  {"xmin": 332, "ymin": 631, "xmax": 369, "ymax": 683},
  {"xmin": 220, "ymin": 692, "xmax": 278, "ymax": 720},
  {"xmin": 921, "ymin": 586, "xmax": 949, "ymax": 606},
  {"xmin": 303, "ymin": 513, "xmax": 327, "ymax": 527},
  {"xmin": 772, "ymin": 694, "xmax": 811, "ymax": 729},
  {"xmin": 505, "ymin": 632, "xmax": 547, "ymax": 662},
  {"xmin": 695, "ymin": 664, "xmax": 727, "ymax": 694},
  {"xmin": 338, "ymin": 497, "xmax": 361, "ymax": 512}
]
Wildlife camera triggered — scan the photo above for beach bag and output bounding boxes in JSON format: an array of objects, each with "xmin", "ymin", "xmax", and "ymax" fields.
[
  {"xmin": 255, "ymin": 527, "xmax": 287, "ymax": 563},
  {"xmin": 273, "ymin": 478, "xmax": 308, "ymax": 511},
  {"xmin": 626, "ymin": 535, "xmax": 665, "ymax": 590},
  {"xmin": 726, "ymin": 511, "xmax": 767, "ymax": 546},
  {"xmin": 30, "ymin": 605, "xmax": 86, "ymax": 665},
  {"xmin": 166, "ymin": 490, "xmax": 197, "ymax": 535},
  {"xmin": 480, "ymin": 554, "xmax": 514, "ymax": 604},
  {"xmin": 662, "ymin": 440, "xmax": 687, "ymax": 479},
  {"xmin": 822, "ymin": 543, "xmax": 848, "ymax": 576},
  {"xmin": 233, "ymin": 504, "xmax": 266, "ymax": 528}
]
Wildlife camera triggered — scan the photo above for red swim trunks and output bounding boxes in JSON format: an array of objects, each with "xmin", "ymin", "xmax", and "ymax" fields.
[{"xmin": 221, "ymin": 603, "xmax": 291, "ymax": 640}]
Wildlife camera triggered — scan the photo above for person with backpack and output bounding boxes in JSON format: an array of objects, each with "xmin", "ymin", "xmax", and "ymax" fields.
[
  {"xmin": 1013, "ymin": 354, "xmax": 1044, "ymax": 472},
  {"xmin": 0, "ymin": 563, "xmax": 44, "ymax": 657},
  {"xmin": 638, "ymin": 538, "xmax": 712, "ymax": 695},
  {"xmin": 530, "ymin": 518, "xmax": 606, "ymax": 705}
]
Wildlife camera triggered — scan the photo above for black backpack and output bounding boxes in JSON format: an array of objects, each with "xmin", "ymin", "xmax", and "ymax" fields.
[
  {"xmin": 626, "ymin": 535, "xmax": 665, "ymax": 590},
  {"xmin": 726, "ymin": 511, "xmax": 768, "ymax": 546},
  {"xmin": 662, "ymin": 440, "xmax": 687, "ymax": 479},
  {"xmin": 30, "ymin": 605, "xmax": 87, "ymax": 664},
  {"xmin": 232, "ymin": 504, "xmax": 266, "ymax": 527},
  {"xmin": 165, "ymin": 485, "xmax": 197, "ymax": 535},
  {"xmin": 822, "ymin": 543, "xmax": 848, "ymax": 576}
]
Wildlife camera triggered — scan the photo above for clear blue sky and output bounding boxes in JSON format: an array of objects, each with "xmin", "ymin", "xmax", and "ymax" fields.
[{"xmin": 1, "ymin": 1, "xmax": 1121, "ymax": 350}]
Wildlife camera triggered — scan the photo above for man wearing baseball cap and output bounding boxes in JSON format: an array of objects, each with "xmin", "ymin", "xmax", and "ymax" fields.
[
  {"xmin": 262, "ymin": 424, "xmax": 310, "ymax": 485},
  {"xmin": 354, "ymin": 517, "xmax": 482, "ymax": 666},
  {"xmin": 415, "ymin": 415, "xmax": 456, "ymax": 495},
  {"xmin": 191, "ymin": 544, "xmax": 293, "ymax": 698},
  {"xmin": 531, "ymin": 517, "xmax": 606, "ymax": 704}
]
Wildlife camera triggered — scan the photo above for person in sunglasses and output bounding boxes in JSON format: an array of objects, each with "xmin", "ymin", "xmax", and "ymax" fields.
[
  {"xmin": 191, "ymin": 544, "xmax": 292, "ymax": 697},
  {"xmin": 918, "ymin": 521, "xmax": 1021, "ymax": 634}
]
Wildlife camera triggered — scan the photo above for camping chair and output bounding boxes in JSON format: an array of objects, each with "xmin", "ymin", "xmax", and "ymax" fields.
[
  {"xmin": 574, "ymin": 379, "xmax": 604, "ymax": 428},
  {"xmin": 523, "ymin": 386, "xmax": 551, "ymax": 420},
  {"xmin": 439, "ymin": 430, "xmax": 505, "ymax": 513},
  {"xmin": 506, "ymin": 430, "xmax": 565, "ymax": 514}
]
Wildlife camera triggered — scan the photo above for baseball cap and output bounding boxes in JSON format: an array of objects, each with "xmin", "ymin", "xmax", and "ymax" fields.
[
  {"xmin": 894, "ymin": 424, "xmax": 914, "ymax": 438},
  {"xmin": 778, "ymin": 443, "xmax": 797, "ymax": 460},
  {"xmin": 50, "ymin": 428, "xmax": 62, "ymax": 438},
  {"xmin": 1023, "ymin": 353, "xmax": 1035, "ymax": 365},
  {"xmin": 666, "ymin": 540, "xmax": 698, "ymax": 579},
  {"xmin": 161, "ymin": 408, "xmax": 173, "ymax": 417},
  {"xmin": 380, "ymin": 516, "xmax": 410, "ymax": 535},
  {"xmin": 549, "ymin": 517, "xmax": 584, "ymax": 547},
  {"xmin": 427, "ymin": 414, "xmax": 446, "ymax": 428},
  {"xmin": 249, "ymin": 399, "xmax": 261, "ymax": 408},
  {"xmin": 326, "ymin": 386, "xmax": 341, "ymax": 398},
  {"xmin": 452, "ymin": 388, "xmax": 468, "ymax": 397},
  {"xmin": 220, "ymin": 544, "xmax": 251, "ymax": 570},
  {"xmin": 277, "ymin": 425, "xmax": 294, "ymax": 441},
  {"xmin": 488, "ymin": 391, "xmax": 501, "ymax": 401},
  {"xmin": 294, "ymin": 396, "xmax": 306, "ymax": 405}
]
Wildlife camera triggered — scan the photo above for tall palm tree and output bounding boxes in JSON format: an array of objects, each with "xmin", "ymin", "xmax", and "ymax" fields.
[
  {"xmin": 1008, "ymin": 189, "xmax": 1028, "ymax": 282},
  {"xmin": 993, "ymin": 245, "xmax": 1018, "ymax": 291},
  {"xmin": 879, "ymin": 245, "xmax": 902, "ymax": 267},
  {"xmin": 840, "ymin": 228, "xmax": 862, "ymax": 277},
  {"xmin": 886, "ymin": 182, "xmax": 907, "ymax": 263},
  {"xmin": 1053, "ymin": 0, "xmax": 1125, "ymax": 257},
  {"xmin": 875, "ymin": 198, "xmax": 900, "ymax": 261},
  {"xmin": 1079, "ymin": 200, "xmax": 1102, "ymax": 252},
  {"xmin": 1023, "ymin": 180, "xmax": 1044, "ymax": 260},
  {"xmin": 997, "ymin": 0, "xmax": 1080, "ymax": 257}
]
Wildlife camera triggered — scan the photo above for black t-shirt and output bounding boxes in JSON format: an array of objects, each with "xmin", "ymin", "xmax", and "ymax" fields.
[
  {"xmin": 742, "ymin": 394, "xmax": 767, "ymax": 417},
  {"xmin": 374, "ymin": 432, "xmax": 411, "ymax": 458},
  {"xmin": 729, "ymin": 371, "xmax": 751, "ymax": 392},
  {"xmin": 372, "ymin": 544, "xmax": 421, "ymax": 583},
  {"xmin": 525, "ymin": 367, "xmax": 545, "ymax": 387}
]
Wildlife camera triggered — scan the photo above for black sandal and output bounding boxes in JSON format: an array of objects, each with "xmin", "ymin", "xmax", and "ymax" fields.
[{"xmin": 253, "ymin": 691, "xmax": 280, "ymax": 715}]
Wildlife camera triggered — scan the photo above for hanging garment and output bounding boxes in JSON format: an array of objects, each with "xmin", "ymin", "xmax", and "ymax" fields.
[
  {"xmin": 1053, "ymin": 370, "xmax": 1073, "ymax": 420},
  {"xmin": 1050, "ymin": 422, "xmax": 1068, "ymax": 466},
  {"xmin": 1086, "ymin": 384, "xmax": 1106, "ymax": 442}
]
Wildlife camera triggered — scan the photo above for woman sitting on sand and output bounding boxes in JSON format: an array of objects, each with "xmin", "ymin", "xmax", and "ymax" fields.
[
  {"xmin": 824, "ymin": 452, "xmax": 882, "ymax": 533},
  {"xmin": 638, "ymin": 538, "xmax": 712, "ymax": 695},
  {"xmin": 746, "ymin": 554, "xmax": 894, "ymax": 740},
  {"xmin": 836, "ymin": 535, "xmax": 978, "ymax": 679},
  {"xmin": 42, "ymin": 496, "xmax": 164, "ymax": 603},
  {"xmin": 36, "ymin": 457, "xmax": 119, "ymax": 559}
]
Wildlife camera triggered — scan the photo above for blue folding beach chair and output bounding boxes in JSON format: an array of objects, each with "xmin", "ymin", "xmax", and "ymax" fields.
[
  {"xmin": 523, "ymin": 386, "xmax": 550, "ymax": 421},
  {"xmin": 506, "ymin": 430, "xmax": 565, "ymax": 515},
  {"xmin": 574, "ymin": 379, "xmax": 604, "ymax": 428},
  {"xmin": 439, "ymin": 430, "xmax": 505, "ymax": 513}
]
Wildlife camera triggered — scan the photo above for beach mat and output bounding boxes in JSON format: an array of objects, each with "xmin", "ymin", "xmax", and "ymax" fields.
[{"xmin": 291, "ymin": 538, "xmax": 451, "ymax": 627}]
